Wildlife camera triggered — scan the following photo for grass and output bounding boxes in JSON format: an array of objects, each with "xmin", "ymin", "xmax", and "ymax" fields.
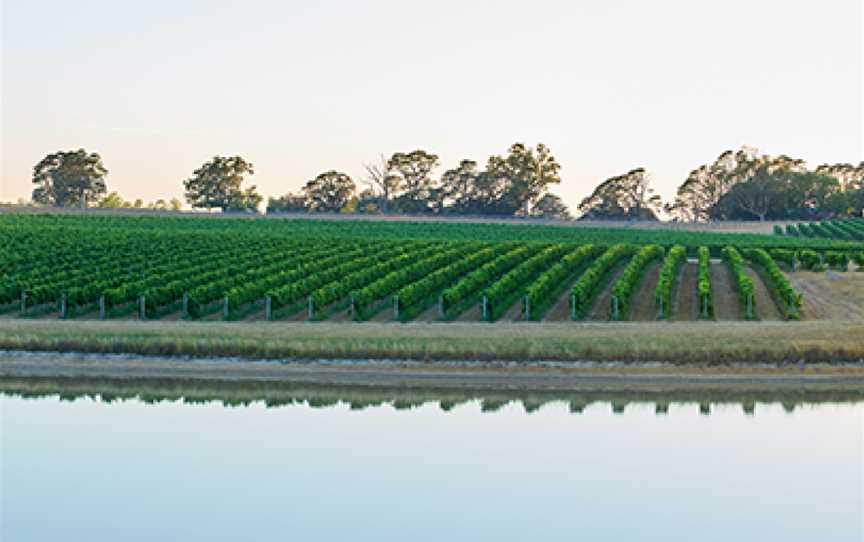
[{"xmin": 1, "ymin": 320, "xmax": 864, "ymax": 363}]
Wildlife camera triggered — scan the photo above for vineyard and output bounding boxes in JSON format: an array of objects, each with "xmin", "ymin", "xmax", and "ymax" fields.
[
  {"xmin": 776, "ymin": 218, "xmax": 864, "ymax": 241},
  {"xmin": 2, "ymin": 213, "xmax": 863, "ymax": 324}
]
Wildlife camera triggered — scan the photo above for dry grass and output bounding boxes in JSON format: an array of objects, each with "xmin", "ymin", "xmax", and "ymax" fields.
[
  {"xmin": 786, "ymin": 271, "xmax": 864, "ymax": 321},
  {"xmin": 1, "ymin": 320, "xmax": 863, "ymax": 363}
]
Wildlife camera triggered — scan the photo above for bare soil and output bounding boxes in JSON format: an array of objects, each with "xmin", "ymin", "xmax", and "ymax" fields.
[
  {"xmin": 499, "ymin": 298, "xmax": 525, "ymax": 322},
  {"xmin": 543, "ymin": 287, "xmax": 574, "ymax": 322},
  {"xmin": 586, "ymin": 264, "xmax": 628, "ymax": 321},
  {"xmin": 673, "ymin": 262, "xmax": 699, "ymax": 321},
  {"xmin": 628, "ymin": 262, "xmax": 662, "ymax": 321},
  {"xmin": 745, "ymin": 268, "xmax": 782, "ymax": 321},
  {"xmin": 412, "ymin": 303, "xmax": 441, "ymax": 323},
  {"xmin": 454, "ymin": 303, "xmax": 482, "ymax": 322},
  {"xmin": 711, "ymin": 263, "xmax": 740, "ymax": 321},
  {"xmin": 786, "ymin": 271, "xmax": 864, "ymax": 321}
]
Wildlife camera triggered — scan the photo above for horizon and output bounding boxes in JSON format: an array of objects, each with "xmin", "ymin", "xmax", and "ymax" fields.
[{"xmin": 1, "ymin": 1, "xmax": 862, "ymax": 210}]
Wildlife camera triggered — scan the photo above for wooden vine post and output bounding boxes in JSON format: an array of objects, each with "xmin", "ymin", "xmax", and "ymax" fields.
[
  {"xmin": 99, "ymin": 295, "xmax": 106, "ymax": 320},
  {"xmin": 611, "ymin": 296, "xmax": 620, "ymax": 321},
  {"xmin": 59, "ymin": 294, "xmax": 67, "ymax": 319},
  {"xmin": 393, "ymin": 296, "xmax": 399, "ymax": 319},
  {"xmin": 265, "ymin": 296, "xmax": 272, "ymax": 321},
  {"xmin": 745, "ymin": 293, "xmax": 754, "ymax": 319},
  {"xmin": 308, "ymin": 296, "xmax": 314, "ymax": 320},
  {"xmin": 139, "ymin": 295, "xmax": 147, "ymax": 320},
  {"xmin": 481, "ymin": 295, "xmax": 488, "ymax": 321},
  {"xmin": 570, "ymin": 294, "xmax": 576, "ymax": 320},
  {"xmin": 19, "ymin": 291, "xmax": 27, "ymax": 315},
  {"xmin": 182, "ymin": 292, "xmax": 189, "ymax": 318},
  {"xmin": 223, "ymin": 296, "xmax": 229, "ymax": 319}
]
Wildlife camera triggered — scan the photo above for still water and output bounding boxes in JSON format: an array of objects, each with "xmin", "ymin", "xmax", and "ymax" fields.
[{"xmin": 1, "ymin": 383, "xmax": 862, "ymax": 542}]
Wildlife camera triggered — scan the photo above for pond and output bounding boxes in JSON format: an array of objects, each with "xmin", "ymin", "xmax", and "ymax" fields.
[{"xmin": 1, "ymin": 381, "xmax": 862, "ymax": 541}]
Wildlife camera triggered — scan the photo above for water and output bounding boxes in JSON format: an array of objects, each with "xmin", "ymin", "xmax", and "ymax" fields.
[{"xmin": 1, "ymin": 382, "xmax": 862, "ymax": 542}]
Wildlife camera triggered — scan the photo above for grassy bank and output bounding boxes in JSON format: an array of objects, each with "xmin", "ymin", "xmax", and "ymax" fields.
[{"xmin": 1, "ymin": 320, "xmax": 863, "ymax": 363}]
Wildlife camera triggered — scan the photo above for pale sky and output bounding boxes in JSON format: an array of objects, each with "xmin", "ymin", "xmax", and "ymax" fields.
[{"xmin": 1, "ymin": 0, "xmax": 862, "ymax": 209}]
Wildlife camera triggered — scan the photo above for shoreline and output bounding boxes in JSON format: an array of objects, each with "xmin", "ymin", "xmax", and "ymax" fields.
[{"xmin": 3, "ymin": 350, "xmax": 864, "ymax": 392}]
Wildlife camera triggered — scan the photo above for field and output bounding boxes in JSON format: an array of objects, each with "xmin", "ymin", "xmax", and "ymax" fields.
[{"xmin": 3, "ymin": 212, "xmax": 863, "ymax": 329}]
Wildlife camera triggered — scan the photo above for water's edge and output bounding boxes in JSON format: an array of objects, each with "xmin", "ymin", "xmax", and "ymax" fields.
[{"xmin": 3, "ymin": 349, "xmax": 864, "ymax": 393}]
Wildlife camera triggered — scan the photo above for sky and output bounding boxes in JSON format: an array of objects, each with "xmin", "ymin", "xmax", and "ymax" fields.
[{"xmin": 1, "ymin": 0, "xmax": 862, "ymax": 210}]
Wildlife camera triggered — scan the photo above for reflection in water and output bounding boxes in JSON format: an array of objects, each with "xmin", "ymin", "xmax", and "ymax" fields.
[
  {"xmin": 3, "ymin": 377, "xmax": 863, "ymax": 542},
  {"xmin": 1, "ymin": 376, "xmax": 862, "ymax": 415}
]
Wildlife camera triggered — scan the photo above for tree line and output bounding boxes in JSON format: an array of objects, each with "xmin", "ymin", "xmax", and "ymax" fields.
[{"xmin": 23, "ymin": 145, "xmax": 864, "ymax": 221}]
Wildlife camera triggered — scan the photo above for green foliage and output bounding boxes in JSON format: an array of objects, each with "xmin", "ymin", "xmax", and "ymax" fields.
[
  {"xmin": 392, "ymin": 243, "xmax": 513, "ymax": 319},
  {"xmin": 796, "ymin": 249, "xmax": 821, "ymax": 271},
  {"xmin": 570, "ymin": 244, "xmax": 635, "ymax": 319},
  {"xmin": 351, "ymin": 243, "xmax": 482, "ymax": 319},
  {"xmin": 823, "ymin": 251, "xmax": 849, "ymax": 270},
  {"xmin": 31, "ymin": 149, "xmax": 108, "ymax": 207},
  {"xmin": 654, "ymin": 245, "xmax": 686, "ymax": 319},
  {"xmin": 183, "ymin": 156, "xmax": 260, "ymax": 212},
  {"xmin": 524, "ymin": 244, "xmax": 601, "ymax": 319},
  {"xmin": 482, "ymin": 244, "xmax": 571, "ymax": 321},
  {"xmin": 610, "ymin": 244, "xmax": 664, "ymax": 320},
  {"xmin": 769, "ymin": 249, "xmax": 796, "ymax": 269},
  {"xmin": 743, "ymin": 248, "xmax": 802, "ymax": 319},
  {"xmin": 721, "ymin": 246, "xmax": 755, "ymax": 319},
  {"xmin": 439, "ymin": 245, "xmax": 536, "ymax": 314},
  {"xmin": 697, "ymin": 247, "xmax": 712, "ymax": 318}
]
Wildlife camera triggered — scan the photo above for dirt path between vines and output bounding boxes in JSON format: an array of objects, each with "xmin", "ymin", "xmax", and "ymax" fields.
[
  {"xmin": 785, "ymin": 271, "xmax": 864, "ymax": 321},
  {"xmin": 745, "ymin": 268, "xmax": 782, "ymax": 321},
  {"xmin": 412, "ymin": 303, "xmax": 441, "ymax": 323},
  {"xmin": 673, "ymin": 262, "xmax": 699, "ymax": 321},
  {"xmin": 499, "ymin": 298, "xmax": 525, "ymax": 322},
  {"xmin": 628, "ymin": 262, "xmax": 662, "ymax": 321},
  {"xmin": 586, "ymin": 264, "xmax": 629, "ymax": 321},
  {"xmin": 454, "ymin": 303, "xmax": 482, "ymax": 322},
  {"xmin": 710, "ymin": 263, "xmax": 740, "ymax": 321}
]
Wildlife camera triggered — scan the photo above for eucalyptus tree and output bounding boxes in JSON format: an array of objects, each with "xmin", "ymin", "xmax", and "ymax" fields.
[
  {"xmin": 32, "ymin": 149, "xmax": 108, "ymax": 208},
  {"xmin": 302, "ymin": 170, "xmax": 356, "ymax": 212},
  {"xmin": 183, "ymin": 155, "xmax": 261, "ymax": 212}
]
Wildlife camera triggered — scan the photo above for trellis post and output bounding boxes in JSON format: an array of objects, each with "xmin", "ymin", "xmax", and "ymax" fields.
[
  {"xmin": 437, "ymin": 295, "xmax": 444, "ymax": 319},
  {"xmin": 745, "ymin": 293, "xmax": 754, "ymax": 319},
  {"xmin": 59, "ymin": 294, "xmax": 67, "ymax": 319},
  {"xmin": 611, "ymin": 296, "xmax": 620, "ymax": 320},
  {"xmin": 223, "ymin": 296, "xmax": 229, "ymax": 318},
  {"xmin": 99, "ymin": 295, "xmax": 106, "ymax": 320},
  {"xmin": 265, "ymin": 296, "xmax": 272, "ymax": 321},
  {"xmin": 139, "ymin": 295, "xmax": 146, "ymax": 320},
  {"xmin": 20, "ymin": 292, "xmax": 26, "ymax": 315},
  {"xmin": 393, "ymin": 295, "xmax": 399, "ymax": 319},
  {"xmin": 308, "ymin": 296, "xmax": 314, "ymax": 320},
  {"xmin": 482, "ymin": 296, "xmax": 488, "ymax": 321},
  {"xmin": 570, "ymin": 294, "xmax": 576, "ymax": 320}
]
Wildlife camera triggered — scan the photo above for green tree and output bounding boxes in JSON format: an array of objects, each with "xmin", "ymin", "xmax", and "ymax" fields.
[
  {"xmin": 486, "ymin": 143, "xmax": 561, "ymax": 215},
  {"xmin": 531, "ymin": 193, "xmax": 571, "ymax": 219},
  {"xmin": 388, "ymin": 150, "xmax": 440, "ymax": 213},
  {"xmin": 32, "ymin": 149, "xmax": 108, "ymax": 208},
  {"xmin": 578, "ymin": 168, "xmax": 661, "ymax": 220},
  {"xmin": 302, "ymin": 170, "xmax": 356, "ymax": 212},
  {"xmin": 183, "ymin": 156, "xmax": 260, "ymax": 212},
  {"xmin": 267, "ymin": 193, "xmax": 308, "ymax": 214}
]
